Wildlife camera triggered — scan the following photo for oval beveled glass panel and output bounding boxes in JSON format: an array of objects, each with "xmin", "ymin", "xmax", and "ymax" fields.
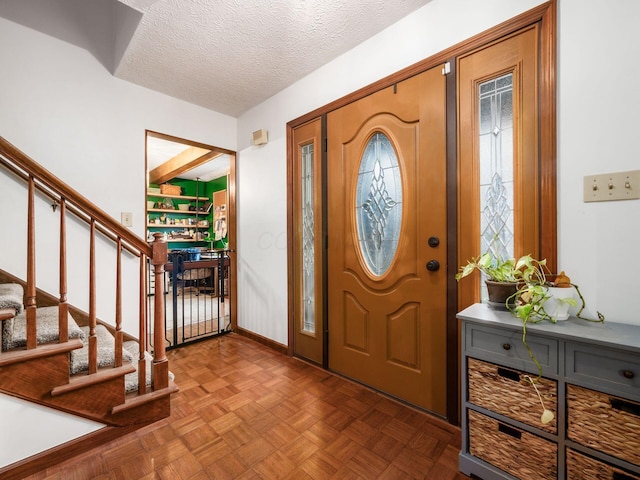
[{"xmin": 355, "ymin": 132, "xmax": 402, "ymax": 276}]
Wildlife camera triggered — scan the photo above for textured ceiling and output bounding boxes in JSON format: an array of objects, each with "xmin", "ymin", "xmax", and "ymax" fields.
[
  {"xmin": 115, "ymin": 0, "xmax": 433, "ymax": 117},
  {"xmin": 1, "ymin": 0, "xmax": 433, "ymax": 176},
  {"xmin": 0, "ymin": 0, "xmax": 433, "ymax": 116}
]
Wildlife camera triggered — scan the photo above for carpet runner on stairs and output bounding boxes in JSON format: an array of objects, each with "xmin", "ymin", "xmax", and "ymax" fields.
[
  {"xmin": 0, "ymin": 282, "xmax": 152, "ymax": 393},
  {"xmin": 5, "ymin": 305, "xmax": 85, "ymax": 351}
]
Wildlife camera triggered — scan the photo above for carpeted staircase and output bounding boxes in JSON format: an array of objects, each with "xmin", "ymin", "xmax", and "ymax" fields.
[{"xmin": 0, "ymin": 282, "xmax": 154, "ymax": 393}]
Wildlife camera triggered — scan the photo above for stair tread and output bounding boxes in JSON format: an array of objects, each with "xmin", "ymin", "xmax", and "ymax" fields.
[
  {"xmin": 111, "ymin": 379, "xmax": 179, "ymax": 414},
  {"xmin": 3, "ymin": 306, "xmax": 85, "ymax": 351},
  {"xmin": 0, "ymin": 282, "xmax": 24, "ymax": 315},
  {"xmin": 51, "ymin": 364, "xmax": 136, "ymax": 396},
  {"xmin": 0, "ymin": 339, "xmax": 83, "ymax": 367},
  {"xmin": 0, "ymin": 308, "xmax": 15, "ymax": 322},
  {"xmin": 70, "ymin": 325, "xmax": 134, "ymax": 375}
]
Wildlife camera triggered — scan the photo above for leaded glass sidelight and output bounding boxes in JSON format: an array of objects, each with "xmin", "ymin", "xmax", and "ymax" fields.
[
  {"xmin": 479, "ymin": 73, "xmax": 514, "ymax": 298},
  {"xmin": 355, "ymin": 132, "xmax": 402, "ymax": 276},
  {"xmin": 301, "ymin": 143, "xmax": 315, "ymax": 333}
]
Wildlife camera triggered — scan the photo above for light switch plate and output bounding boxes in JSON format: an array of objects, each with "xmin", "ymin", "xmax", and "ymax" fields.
[
  {"xmin": 121, "ymin": 212, "xmax": 133, "ymax": 227},
  {"xmin": 583, "ymin": 170, "xmax": 640, "ymax": 202}
]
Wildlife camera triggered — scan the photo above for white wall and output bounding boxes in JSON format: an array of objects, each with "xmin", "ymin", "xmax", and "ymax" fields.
[
  {"xmin": 556, "ymin": 0, "xmax": 640, "ymax": 324},
  {"xmin": 0, "ymin": 16, "xmax": 237, "ymax": 337},
  {"xmin": 0, "ymin": 393, "xmax": 104, "ymax": 468}
]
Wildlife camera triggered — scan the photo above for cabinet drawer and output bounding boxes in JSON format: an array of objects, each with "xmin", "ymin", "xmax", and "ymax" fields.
[
  {"xmin": 567, "ymin": 384, "xmax": 640, "ymax": 466},
  {"xmin": 468, "ymin": 358, "xmax": 557, "ymax": 433},
  {"xmin": 468, "ymin": 409, "xmax": 557, "ymax": 480},
  {"xmin": 566, "ymin": 449, "xmax": 640, "ymax": 480},
  {"xmin": 566, "ymin": 343, "xmax": 640, "ymax": 398},
  {"xmin": 465, "ymin": 323, "xmax": 558, "ymax": 374}
]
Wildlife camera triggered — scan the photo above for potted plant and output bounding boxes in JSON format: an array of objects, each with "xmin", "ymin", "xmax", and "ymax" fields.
[
  {"xmin": 457, "ymin": 252, "xmax": 605, "ymax": 371},
  {"xmin": 455, "ymin": 252, "xmax": 545, "ymax": 309}
]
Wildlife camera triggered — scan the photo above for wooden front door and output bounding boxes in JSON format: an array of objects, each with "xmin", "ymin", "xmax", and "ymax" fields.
[{"xmin": 327, "ymin": 65, "xmax": 448, "ymax": 415}]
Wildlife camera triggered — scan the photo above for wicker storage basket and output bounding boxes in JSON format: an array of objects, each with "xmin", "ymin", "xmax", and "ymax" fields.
[
  {"xmin": 160, "ymin": 183, "xmax": 181, "ymax": 195},
  {"xmin": 468, "ymin": 410, "xmax": 557, "ymax": 479},
  {"xmin": 566, "ymin": 449, "xmax": 640, "ymax": 480},
  {"xmin": 468, "ymin": 358, "xmax": 557, "ymax": 433},
  {"xmin": 567, "ymin": 384, "xmax": 640, "ymax": 466}
]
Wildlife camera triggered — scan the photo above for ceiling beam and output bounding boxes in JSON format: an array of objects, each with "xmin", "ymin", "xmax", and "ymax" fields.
[{"xmin": 149, "ymin": 147, "xmax": 223, "ymax": 184}]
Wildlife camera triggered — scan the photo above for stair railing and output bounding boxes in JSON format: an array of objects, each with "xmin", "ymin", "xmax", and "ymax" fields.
[{"xmin": 0, "ymin": 137, "xmax": 169, "ymax": 394}]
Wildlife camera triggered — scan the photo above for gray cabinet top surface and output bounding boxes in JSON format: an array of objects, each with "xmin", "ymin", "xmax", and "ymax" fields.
[{"xmin": 458, "ymin": 303, "xmax": 640, "ymax": 353}]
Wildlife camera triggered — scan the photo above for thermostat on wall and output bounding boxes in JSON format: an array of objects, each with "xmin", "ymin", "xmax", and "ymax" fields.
[{"xmin": 252, "ymin": 129, "xmax": 268, "ymax": 146}]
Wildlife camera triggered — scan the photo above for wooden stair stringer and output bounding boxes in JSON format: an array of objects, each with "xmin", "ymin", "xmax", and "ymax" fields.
[
  {"xmin": 0, "ymin": 270, "xmax": 178, "ymax": 427},
  {"xmin": 0, "ymin": 344, "xmax": 174, "ymax": 427}
]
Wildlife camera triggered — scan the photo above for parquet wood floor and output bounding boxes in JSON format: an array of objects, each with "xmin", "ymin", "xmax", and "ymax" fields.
[{"xmin": 24, "ymin": 333, "xmax": 471, "ymax": 480}]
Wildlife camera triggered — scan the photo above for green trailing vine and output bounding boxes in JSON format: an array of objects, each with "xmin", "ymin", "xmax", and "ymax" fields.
[{"xmin": 507, "ymin": 279, "xmax": 604, "ymax": 378}]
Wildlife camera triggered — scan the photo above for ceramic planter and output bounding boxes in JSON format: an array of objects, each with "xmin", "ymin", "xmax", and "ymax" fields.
[
  {"xmin": 485, "ymin": 280, "xmax": 519, "ymax": 310},
  {"xmin": 544, "ymin": 286, "xmax": 577, "ymax": 321}
]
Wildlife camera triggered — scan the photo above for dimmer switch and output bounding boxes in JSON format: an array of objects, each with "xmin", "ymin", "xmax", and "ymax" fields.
[{"xmin": 583, "ymin": 170, "xmax": 640, "ymax": 202}]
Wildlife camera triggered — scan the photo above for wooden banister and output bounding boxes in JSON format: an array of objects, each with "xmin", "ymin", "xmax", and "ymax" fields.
[
  {"xmin": 0, "ymin": 136, "xmax": 170, "ymax": 399},
  {"xmin": 0, "ymin": 137, "xmax": 151, "ymax": 257}
]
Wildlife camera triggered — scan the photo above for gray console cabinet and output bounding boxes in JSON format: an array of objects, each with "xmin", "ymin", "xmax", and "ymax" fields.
[{"xmin": 458, "ymin": 303, "xmax": 640, "ymax": 480}]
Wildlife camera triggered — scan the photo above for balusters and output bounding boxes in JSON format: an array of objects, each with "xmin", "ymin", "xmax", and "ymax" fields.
[
  {"xmin": 58, "ymin": 198, "xmax": 68, "ymax": 343},
  {"xmin": 88, "ymin": 219, "xmax": 97, "ymax": 374},
  {"xmin": 26, "ymin": 176, "xmax": 37, "ymax": 349},
  {"xmin": 138, "ymin": 255, "xmax": 147, "ymax": 395},
  {"xmin": 114, "ymin": 238, "xmax": 123, "ymax": 367}
]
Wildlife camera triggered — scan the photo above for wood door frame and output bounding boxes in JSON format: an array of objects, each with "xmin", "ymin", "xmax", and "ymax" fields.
[
  {"xmin": 286, "ymin": 0, "xmax": 556, "ymax": 425},
  {"xmin": 145, "ymin": 130, "xmax": 238, "ymax": 333}
]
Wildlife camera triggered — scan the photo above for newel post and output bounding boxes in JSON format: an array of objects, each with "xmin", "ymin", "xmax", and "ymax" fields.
[{"xmin": 150, "ymin": 232, "xmax": 169, "ymax": 389}]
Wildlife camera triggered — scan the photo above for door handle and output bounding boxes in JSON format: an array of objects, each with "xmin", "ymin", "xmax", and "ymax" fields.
[{"xmin": 426, "ymin": 260, "xmax": 440, "ymax": 272}]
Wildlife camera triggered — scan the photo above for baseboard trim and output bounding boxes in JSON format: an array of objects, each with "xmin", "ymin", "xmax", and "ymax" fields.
[
  {"xmin": 235, "ymin": 328, "xmax": 288, "ymax": 355},
  {"xmin": 0, "ymin": 423, "xmax": 144, "ymax": 480}
]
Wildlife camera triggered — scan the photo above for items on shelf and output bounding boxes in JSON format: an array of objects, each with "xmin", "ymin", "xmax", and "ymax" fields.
[{"xmin": 146, "ymin": 179, "xmax": 218, "ymax": 246}]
